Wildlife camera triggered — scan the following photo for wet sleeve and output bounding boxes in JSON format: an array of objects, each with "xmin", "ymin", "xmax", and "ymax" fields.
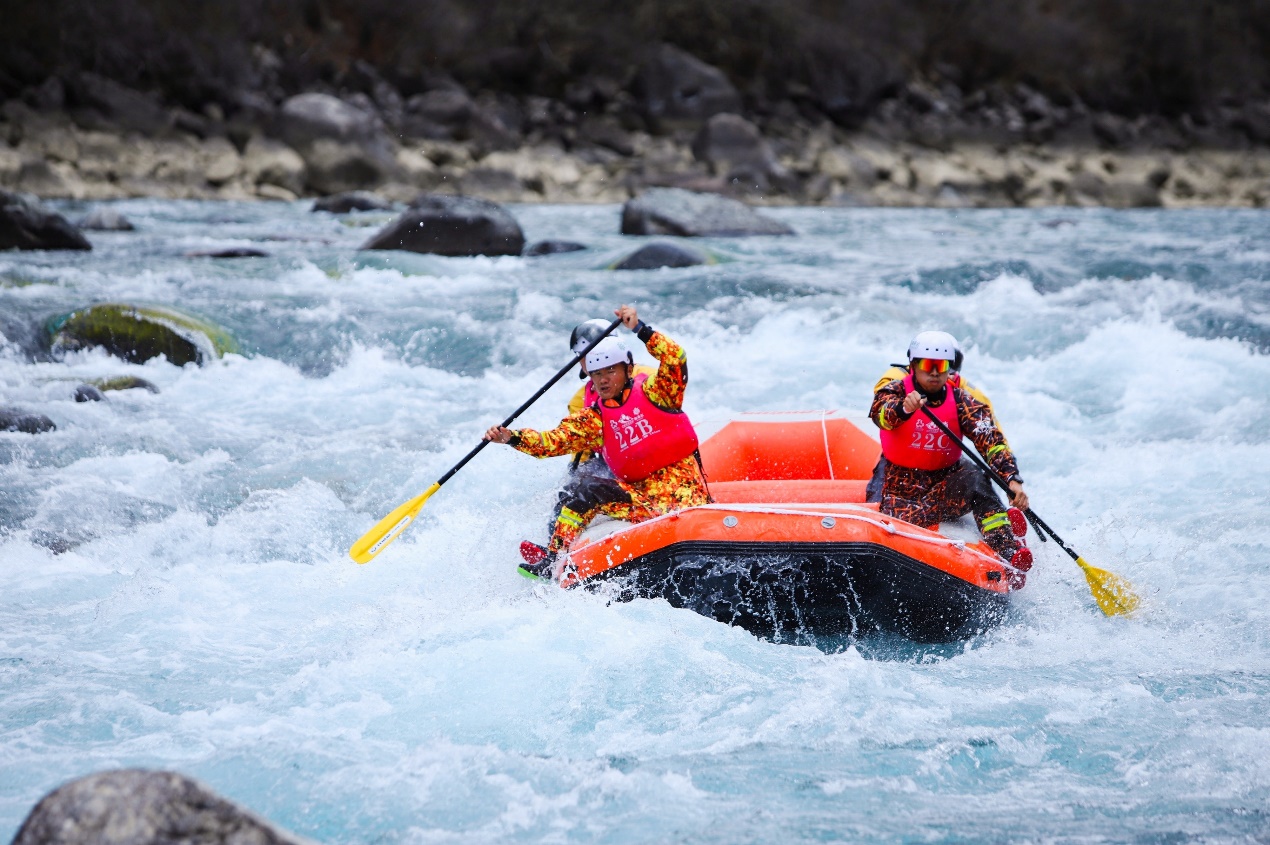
[
  {"xmin": 642, "ymin": 330, "xmax": 689, "ymax": 410},
  {"xmin": 870, "ymin": 379, "xmax": 910, "ymax": 431},
  {"xmin": 956, "ymin": 389, "xmax": 1020, "ymax": 482},
  {"xmin": 511, "ymin": 409, "xmax": 603, "ymax": 458}
]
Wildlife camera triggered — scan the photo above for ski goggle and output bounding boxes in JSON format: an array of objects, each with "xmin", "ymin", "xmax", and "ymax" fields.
[{"xmin": 913, "ymin": 358, "xmax": 951, "ymax": 374}]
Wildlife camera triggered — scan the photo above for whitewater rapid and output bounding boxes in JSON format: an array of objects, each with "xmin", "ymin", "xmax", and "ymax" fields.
[{"xmin": 2, "ymin": 202, "xmax": 1268, "ymax": 842}]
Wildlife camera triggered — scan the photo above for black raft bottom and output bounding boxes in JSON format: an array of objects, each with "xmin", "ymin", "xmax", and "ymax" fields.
[{"xmin": 580, "ymin": 541, "xmax": 1011, "ymax": 647}]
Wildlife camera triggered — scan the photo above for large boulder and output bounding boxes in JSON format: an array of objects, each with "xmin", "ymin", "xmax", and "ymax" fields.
[
  {"xmin": 635, "ymin": 44, "xmax": 742, "ymax": 130},
  {"xmin": 611, "ymin": 241, "xmax": 711, "ymax": 270},
  {"xmin": 0, "ymin": 190, "xmax": 92, "ymax": 251},
  {"xmin": 0, "ymin": 408, "xmax": 56, "ymax": 434},
  {"xmin": 11, "ymin": 769, "xmax": 312, "ymax": 845},
  {"xmin": 360, "ymin": 194, "xmax": 525, "ymax": 256},
  {"xmin": 48, "ymin": 304, "xmax": 238, "ymax": 366},
  {"xmin": 691, "ymin": 113, "xmax": 789, "ymax": 188},
  {"xmin": 620, "ymin": 188, "xmax": 794, "ymax": 237},
  {"xmin": 276, "ymin": 93, "xmax": 380, "ymax": 148},
  {"xmin": 275, "ymin": 93, "xmax": 399, "ymax": 192}
]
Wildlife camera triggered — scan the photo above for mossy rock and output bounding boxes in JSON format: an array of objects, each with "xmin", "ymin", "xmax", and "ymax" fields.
[
  {"xmin": 607, "ymin": 241, "xmax": 719, "ymax": 271},
  {"xmin": 47, "ymin": 304, "xmax": 238, "ymax": 366},
  {"xmin": 91, "ymin": 376, "xmax": 160, "ymax": 393}
]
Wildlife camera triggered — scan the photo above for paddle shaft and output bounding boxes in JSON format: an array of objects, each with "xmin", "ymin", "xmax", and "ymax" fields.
[
  {"xmin": 914, "ymin": 405, "xmax": 1090, "ymax": 556},
  {"xmin": 433, "ymin": 318, "xmax": 624, "ymax": 488}
]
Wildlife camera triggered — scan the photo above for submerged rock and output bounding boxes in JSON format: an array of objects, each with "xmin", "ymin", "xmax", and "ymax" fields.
[
  {"xmin": 73, "ymin": 384, "xmax": 105, "ymax": 402},
  {"xmin": 312, "ymin": 191, "xmax": 393, "ymax": 213},
  {"xmin": 361, "ymin": 194, "xmax": 525, "ymax": 256},
  {"xmin": 611, "ymin": 241, "xmax": 711, "ymax": 270},
  {"xmin": 92, "ymin": 376, "xmax": 160, "ymax": 393},
  {"xmin": 78, "ymin": 208, "xmax": 135, "ymax": 231},
  {"xmin": 621, "ymin": 188, "xmax": 794, "ymax": 237},
  {"xmin": 0, "ymin": 190, "xmax": 92, "ymax": 251},
  {"xmin": 525, "ymin": 239, "xmax": 587, "ymax": 256},
  {"xmin": 185, "ymin": 247, "xmax": 270, "ymax": 258},
  {"xmin": 11, "ymin": 769, "xmax": 312, "ymax": 845},
  {"xmin": 0, "ymin": 408, "xmax": 56, "ymax": 434},
  {"xmin": 48, "ymin": 304, "xmax": 238, "ymax": 366}
]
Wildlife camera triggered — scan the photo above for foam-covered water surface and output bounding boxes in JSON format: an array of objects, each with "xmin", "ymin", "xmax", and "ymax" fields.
[{"xmin": 2, "ymin": 202, "xmax": 1268, "ymax": 842}]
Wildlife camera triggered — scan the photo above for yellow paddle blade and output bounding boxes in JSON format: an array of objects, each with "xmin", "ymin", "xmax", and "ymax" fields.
[
  {"xmin": 1077, "ymin": 557, "xmax": 1141, "ymax": 617},
  {"xmin": 349, "ymin": 482, "xmax": 442, "ymax": 564}
]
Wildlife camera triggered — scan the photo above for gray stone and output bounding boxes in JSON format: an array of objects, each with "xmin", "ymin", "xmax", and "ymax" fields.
[
  {"xmin": 241, "ymin": 137, "xmax": 306, "ymax": 196},
  {"xmin": 276, "ymin": 93, "xmax": 379, "ymax": 148},
  {"xmin": 620, "ymin": 188, "xmax": 794, "ymax": 237},
  {"xmin": 302, "ymin": 139, "xmax": 393, "ymax": 195},
  {"xmin": 691, "ymin": 113, "xmax": 787, "ymax": 186},
  {"xmin": 0, "ymin": 190, "xmax": 92, "ymax": 251},
  {"xmin": 612, "ymin": 241, "xmax": 709, "ymax": 270},
  {"xmin": 73, "ymin": 384, "xmax": 106, "ymax": 402},
  {"xmin": 0, "ymin": 408, "xmax": 55, "ymax": 434},
  {"xmin": 361, "ymin": 194, "xmax": 525, "ymax": 256},
  {"xmin": 276, "ymin": 94, "xmax": 399, "ymax": 191},
  {"xmin": 72, "ymin": 73, "xmax": 171, "ymax": 135},
  {"xmin": 636, "ymin": 44, "xmax": 742, "ymax": 129},
  {"xmin": 403, "ymin": 90, "xmax": 473, "ymax": 139},
  {"xmin": 11, "ymin": 769, "xmax": 311, "ymax": 845},
  {"xmin": 79, "ymin": 208, "xmax": 135, "ymax": 231}
]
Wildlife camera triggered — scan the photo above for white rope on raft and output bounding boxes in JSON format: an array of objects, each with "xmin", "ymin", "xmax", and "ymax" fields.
[
  {"xmin": 578, "ymin": 502, "xmax": 971, "ymax": 554},
  {"xmin": 821, "ymin": 409, "xmax": 836, "ymax": 481}
]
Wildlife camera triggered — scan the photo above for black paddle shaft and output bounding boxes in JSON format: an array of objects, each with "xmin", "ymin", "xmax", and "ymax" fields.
[
  {"xmin": 916, "ymin": 405, "xmax": 1060, "ymax": 548},
  {"xmin": 434, "ymin": 318, "xmax": 624, "ymax": 487}
]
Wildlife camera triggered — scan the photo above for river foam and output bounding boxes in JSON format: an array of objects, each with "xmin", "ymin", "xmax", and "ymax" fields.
[{"xmin": 2, "ymin": 202, "xmax": 1268, "ymax": 842}]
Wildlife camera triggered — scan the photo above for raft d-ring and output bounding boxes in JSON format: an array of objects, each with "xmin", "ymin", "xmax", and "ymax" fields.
[
  {"xmin": 821, "ymin": 517, "xmax": 836, "ymax": 529},
  {"xmin": 723, "ymin": 516, "xmax": 739, "ymax": 528}
]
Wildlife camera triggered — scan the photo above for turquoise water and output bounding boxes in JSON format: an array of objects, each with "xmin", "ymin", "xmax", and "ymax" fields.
[{"xmin": 2, "ymin": 201, "xmax": 1269, "ymax": 842}]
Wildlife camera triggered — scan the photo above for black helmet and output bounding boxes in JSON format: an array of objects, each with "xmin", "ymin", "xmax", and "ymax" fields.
[{"xmin": 569, "ymin": 319, "xmax": 610, "ymax": 354}]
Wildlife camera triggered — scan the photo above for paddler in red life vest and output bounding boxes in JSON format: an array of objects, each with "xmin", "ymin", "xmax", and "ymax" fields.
[
  {"xmin": 545, "ymin": 319, "xmax": 660, "ymax": 533},
  {"xmin": 484, "ymin": 305, "xmax": 710, "ymax": 579},
  {"xmin": 870, "ymin": 331, "xmax": 1034, "ymax": 582},
  {"xmin": 865, "ymin": 340, "xmax": 1007, "ymax": 503}
]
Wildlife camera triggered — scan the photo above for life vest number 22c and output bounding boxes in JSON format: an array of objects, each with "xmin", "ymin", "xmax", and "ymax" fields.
[{"xmin": 878, "ymin": 373, "xmax": 963, "ymax": 471}]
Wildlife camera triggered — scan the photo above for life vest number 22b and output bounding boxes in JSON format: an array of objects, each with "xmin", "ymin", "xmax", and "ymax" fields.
[{"xmin": 599, "ymin": 374, "xmax": 699, "ymax": 482}]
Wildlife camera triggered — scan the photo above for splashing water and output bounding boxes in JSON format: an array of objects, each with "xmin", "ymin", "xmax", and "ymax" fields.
[{"xmin": 2, "ymin": 202, "xmax": 1268, "ymax": 842}]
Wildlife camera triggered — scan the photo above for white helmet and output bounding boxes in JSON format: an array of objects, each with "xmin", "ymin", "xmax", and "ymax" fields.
[
  {"xmin": 907, "ymin": 330, "xmax": 959, "ymax": 362},
  {"xmin": 585, "ymin": 336, "xmax": 633, "ymax": 372}
]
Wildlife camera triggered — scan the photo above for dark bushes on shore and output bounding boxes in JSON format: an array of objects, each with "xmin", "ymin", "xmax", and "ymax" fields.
[{"xmin": 3, "ymin": 0, "xmax": 1268, "ymax": 127}]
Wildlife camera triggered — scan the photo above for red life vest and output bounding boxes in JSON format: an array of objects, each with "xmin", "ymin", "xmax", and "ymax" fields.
[
  {"xmin": 595, "ymin": 374, "xmax": 700, "ymax": 482},
  {"xmin": 879, "ymin": 373, "xmax": 963, "ymax": 471}
]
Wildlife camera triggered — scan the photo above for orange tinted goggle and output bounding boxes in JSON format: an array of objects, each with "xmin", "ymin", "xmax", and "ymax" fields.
[{"xmin": 913, "ymin": 358, "xmax": 951, "ymax": 374}]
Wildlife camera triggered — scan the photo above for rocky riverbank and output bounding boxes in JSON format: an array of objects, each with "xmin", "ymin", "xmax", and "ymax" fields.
[{"xmin": 3, "ymin": 47, "xmax": 1268, "ymax": 209}]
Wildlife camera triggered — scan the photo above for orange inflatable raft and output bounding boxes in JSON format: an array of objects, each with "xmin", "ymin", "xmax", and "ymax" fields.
[{"xmin": 552, "ymin": 411, "xmax": 1023, "ymax": 644}]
